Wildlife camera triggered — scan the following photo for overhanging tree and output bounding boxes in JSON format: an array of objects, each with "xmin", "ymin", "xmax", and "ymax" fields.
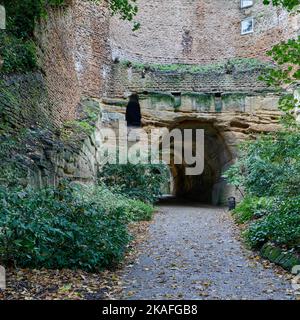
[{"xmin": 261, "ymin": 0, "xmax": 300, "ymax": 113}]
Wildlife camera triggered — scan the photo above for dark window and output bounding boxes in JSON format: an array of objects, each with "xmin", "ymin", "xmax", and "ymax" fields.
[{"xmin": 126, "ymin": 94, "xmax": 142, "ymax": 127}]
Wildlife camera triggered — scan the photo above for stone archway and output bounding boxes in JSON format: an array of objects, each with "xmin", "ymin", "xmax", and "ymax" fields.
[{"xmin": 164, "ymin": 120, "xmax": 233, "ymax": 205}]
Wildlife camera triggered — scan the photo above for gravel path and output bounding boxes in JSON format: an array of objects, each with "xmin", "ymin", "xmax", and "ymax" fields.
[{"xmin": 118, "ymin": 203, "xmax": 295, "ymax": 300}]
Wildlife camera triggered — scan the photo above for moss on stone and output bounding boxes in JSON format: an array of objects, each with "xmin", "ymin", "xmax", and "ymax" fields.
[
  {"xmin": 261, "ymin": 243, "xmax": 300, "ymax": 272},
  {"xmin": 102, "ymin": 97, "xmax": 128, "ymax": 107},
  {"xmin": 62, "ymin": 98, "xmax": 101, "ymax": 140},
  {"xmin": 119, "ymin": 58, "xmax": 271, "ymax": 75},
  {"xmin": 221, "ymin": 93, "xmax": 246, "ymax": 112},
  {"xmin": 222, "ymin": 93, "xmax": 246, "ymax": 102},
  {"xmin": 149, "ymin": 92, "xmax": 175, "ymax": 104},
  {"xmin": 182, "ymin": 93, "xmax": 212, "ymax": 111}
]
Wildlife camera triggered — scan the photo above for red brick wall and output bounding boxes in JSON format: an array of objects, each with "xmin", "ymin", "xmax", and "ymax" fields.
[
  {"xmin": 36, "ymin": 1, "xmax": 111, "ymax": 126},
  {"xmin": 109, "ymin": 0, "xmax": 299, "ymax": 64},
  {"xmin": 73, "ymin": 1, "xmax": 111, "ymax": 98}
]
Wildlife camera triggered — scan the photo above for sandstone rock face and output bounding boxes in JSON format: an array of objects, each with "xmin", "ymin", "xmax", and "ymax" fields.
[
  {"xmin": 95, "ymin": 91, "xmax": 282, "ymax": 204},
  {"xmin": 44, "ymin": 90, "xmax": 278, "ymax": 205}
]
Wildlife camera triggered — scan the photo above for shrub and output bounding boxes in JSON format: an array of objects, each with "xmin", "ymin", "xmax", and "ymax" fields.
[
  {"xmin": 81, "ymin": 183, "xmax": 155, "ymax": 222},
  {"xmin": 233, "ymin": 196, "xmax": 272, "ymax": 224},
  {"xmin": 99, "ymin": 162, "xmax": 169, "ymax": 204},
  {"xmin": 0, "ymin": 33, "xmax": 37, "ymax": 73},
  {"xmin": 0, "ymin": 182, "xmax": 132, "ymax": 271},
  {"xmin": 225, "ymin": 123, "xmax": 300, "ymax": 253},
  {"xmin": 244, "ymin": 197, "xmax": 300, "ymax": 249},
  {"xmin": 225, "ymin": 129, "xmax": 300, "ymax": 198},
  {"xmin": 125, "ymin": 199, "xmax": 154, "ymax": 221},
  {"xmin": 0, "ymin": 180, "xmax": 155, "ymax": 271}
]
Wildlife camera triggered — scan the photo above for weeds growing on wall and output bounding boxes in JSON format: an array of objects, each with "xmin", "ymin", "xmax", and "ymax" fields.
[
  {"xmin": 120, "ymin": 58, "xmax": 270, "ymax": 75},
  {"xmin": 0, "ymin": 130, "xmax": 32, "ymax": 187}
]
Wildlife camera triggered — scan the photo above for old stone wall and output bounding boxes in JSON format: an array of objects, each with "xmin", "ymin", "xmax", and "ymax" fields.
[
  {"xmin": 35, "ymin": 1, "xmax": 299, "ymax": 113},
  {"xmin": 0, "ymin": 73, "xmax": 51, "ymax": 129},
  {"xmin": 0, "ymin": 73, "xmax": 101, "ymax": 187},
  {"xmin": 36, "ymin": 0, "xmax": 111, "ymax": 127},
  {"xmin": 72, "ymin": 1, "xmax": 111, "ymax": 98},
  {"xmin": 36, "ymin": 5, "xmax": 81, "ymax": 125},
  {"xmin": 109, "ymin": 0, "xmax": 299, "ymax": 65},
  {"xmin": 105, "ymin": 59, "xmax": 273, "ymax": 98},
  {"xmin": 36, "ymin": 1, "xmax": 299, "ymax": 110}
]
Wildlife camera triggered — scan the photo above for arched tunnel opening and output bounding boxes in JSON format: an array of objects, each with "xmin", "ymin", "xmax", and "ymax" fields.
[{"xmin": 161, "ymin": 121, "xmax": 233, "ymax": 205}]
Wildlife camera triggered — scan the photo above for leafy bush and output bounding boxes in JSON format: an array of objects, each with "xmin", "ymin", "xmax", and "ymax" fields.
[
  {"xmin": 244, "ymin": 197, "xmax": 300, "ymax": 249},
  {"xmin": 225, "ymin": 128, "xmax": 300, "ymax": 198},
  {"xmin": 99, "ymin": 162, "xmax": 169, "ymax": 204},
  {"xmin": 0, "ymin": 182, "xmax": 133, "ymax": 271},
  {"xmin": 0, "ymin": 180, "xmax": 155, "ymax": 271},
  {"xmin": 0, "ymin": 33, "xmax": 37, "ymax": 73},
  {"xmin": 125, "ymin": 199, "xmax": 154, "ymax": 221},
  {"xmin": 225, "ymin": 123, "xmax": 300, "ymax": 251},
  {"xmin": 81, "ymin": 183, "xmax": 155, "ymax": 222},
  {"xmin": 233, "ymin": 196, "xmax": 272, "ymax": 224}
]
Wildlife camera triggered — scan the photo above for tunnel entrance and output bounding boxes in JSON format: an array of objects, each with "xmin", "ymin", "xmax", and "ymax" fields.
[{"xmin": 164, "ymin": 121, "xmax": 232, "ymax": 205}]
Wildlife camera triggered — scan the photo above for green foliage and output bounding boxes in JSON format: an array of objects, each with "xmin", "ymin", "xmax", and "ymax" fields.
[
  {"xmin": 122, "ymin": 58, "xmax": 268, "ymax": 74},
  {"xmin": 225, "ymin": 128, "xmax": 300, "ymax": 198},
  {"xmin": 99, "ymin": 162, "xmax": 169, "ymax": 204},
  {"xmin": 244, "ymin": 197, "xmax": 300, "ymax": 248},
  {"xmin": 0, "ymin": 181, "xmax": 154, "ymax": 271},
  {"xmin": 108, "ymin": 0, "xmax": 139, "ymax": 29},
  {"xmin": 84, "ymin": 183, "xmax": 155, "ymax": 222},
  {"xmin": 260, "ymin": 1, "xmax": 300, "ymax": 113},
  {"xmin": 126, "ymin": 199, "xmax": 154, "ymax": 221},
  {"xmin": 259, "ymin": 37, "xmax": 300, "ymax": 92},
  {"xmin": 0, "ymin": 33, "xmax": 37, "ymax": 73},
  {"xmin": 278, "ymin": 93, "xmax": 299, "ymax": 113},
  {"xmin": 263, "ymin": 0, "xmax": 299, "ymax": 11},
  {"xmin": 233, "ymin": 196, "xmax": 273, "ymax": 224},
  {"xmin": 225, "ymin": 122, "xmax": 300, "ymax": 250},
  {"xmin": 240, "ymin": 0, "xmax": 300, "ymax": 253}
]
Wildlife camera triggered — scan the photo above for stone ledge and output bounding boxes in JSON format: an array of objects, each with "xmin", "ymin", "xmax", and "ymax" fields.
[{"xmin": 260, "ymin": 243, "xmax": 300, "ymax": 272}]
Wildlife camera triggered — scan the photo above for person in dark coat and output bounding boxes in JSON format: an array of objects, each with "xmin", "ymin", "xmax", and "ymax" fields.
[{"xmin": 126, "ymin": 93, "xmax": 141, "ymax": 127}]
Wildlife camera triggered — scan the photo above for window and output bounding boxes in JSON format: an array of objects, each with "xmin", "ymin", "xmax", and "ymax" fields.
[
  {"xmin": 241, "ymin": 0, "xmax": 253, "ymax": 9},
  {"xmin": 214, "ymin": 94, "xmax": 223, "ymax": 112},
  {"xmin": 171, "ymin": 92, "xmax": 182, "ymax": 109},
  {"xmin": 241, "ymin": 17, "xmax": 254, "ymax": 35}
]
